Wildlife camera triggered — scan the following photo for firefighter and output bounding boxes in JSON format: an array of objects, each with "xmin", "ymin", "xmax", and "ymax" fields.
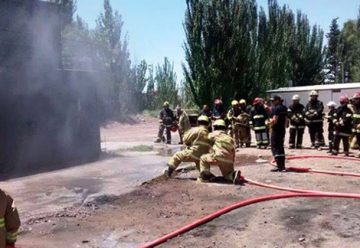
[
  {"xmin": 227, "ymin": 100, "xmax": 241, "ymax": 148},
  {"xmin": 239, "ymin": 99, "xmax": 252, "ymax": 147},
  {"xmin": 199, "ymin": 119, "xmax": 243, "ymax": 184},
  {"xmin": 270, "ymin": 95, "xmax": 288, "ymax": 172},
  {"xmin": 176, "ymin": 106, "xmax": 191, "ymax": 145},
  {"xmin": 349, "ymin": 92, "xmax": 360, "ymax": 150},
  {"xmin": 332, "ymin": 96, "xmax": 353, "ymax": 156},
  {"xmin": 201, "ymin": 105, "xmax": 213, "ymax": 132},
  {"xmin": 352, "ymin": 92, "xmax": 360, "ymax": 156},
  {"xmin": 250, "ymin": 97, "xmax": 269, "ymax": 149},
  {"xmin": 305, "ymin": 90, "xmax": 325, "ymax": 148},
  {"xmin": 0, "ymin": 189, "xmax": 21, "ymax": 248},
  {"xmin": 212, "ymin": 99, "xmax": 226, "ymax": 120},
  {"xmin": 325, "ymin": 101, "xmax": 337, "ymax": 154},
  {"xmin": 287, "ymin": 95, "xmax": 305, "ymax": 149},
  {"xmin": 164, "ymin": 115, "xmax": 211, "ymax": 177},
  {"xmin": 155, "ymin": 101, "xmax": 176, "ymax": 144}
]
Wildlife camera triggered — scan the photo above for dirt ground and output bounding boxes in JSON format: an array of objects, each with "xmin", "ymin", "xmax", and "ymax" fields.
[{"xmin": 12, "ymin": 116, "xmax": 360, "ymax": 247}]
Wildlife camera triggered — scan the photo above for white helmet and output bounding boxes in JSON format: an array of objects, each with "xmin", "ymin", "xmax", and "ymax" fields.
[
  {"xmin": 327, "ymin": 101, "xmax": 337, "ymax": 107},
  {"xmin": 292, "ymin": 94, "xmax": 300, "ymax": 101},
  {"xmin": 309, "ymin": 90, "xmax": 318, "ymax": 96}
]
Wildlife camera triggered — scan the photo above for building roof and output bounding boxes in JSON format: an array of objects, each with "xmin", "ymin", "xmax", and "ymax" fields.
[{"xmin": 267, "ymin": 83, "xmax": 360, "ymax": 93}]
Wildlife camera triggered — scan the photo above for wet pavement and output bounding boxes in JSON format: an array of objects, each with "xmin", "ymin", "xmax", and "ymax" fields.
[{"xmin": 0, "ymin": 141, "xmax": 182, "ymax": 222}]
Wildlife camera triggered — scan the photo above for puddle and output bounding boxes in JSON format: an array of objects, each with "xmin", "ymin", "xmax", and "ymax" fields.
[{"xmin": 155, "ymin": 145, "xmax": 183, "ymax": 157}]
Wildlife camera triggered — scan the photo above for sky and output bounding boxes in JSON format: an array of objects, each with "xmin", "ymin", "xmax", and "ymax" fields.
[{"xmin": 77, "ymin": 0, "xmax": 360, "ymax": 82}]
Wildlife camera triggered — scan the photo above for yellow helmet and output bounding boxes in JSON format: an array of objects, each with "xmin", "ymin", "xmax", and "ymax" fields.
[
  {"xmin": 197, "ymin": 115, "xmax": 209, "ymax": 124},
  {"xmin": 163, "ymin": 101, "xmax": 170, "ymax": 107},
  {"xmin": 239, "ymin": 99, "xmax": 246, "ymax": 105},
  {"xmin": 213, "ymin": 119, "xmax": 226, "ymax": 127},
  {"xmin": 231, "ymin": 100, "xmax": 239, "ymax": 106}
]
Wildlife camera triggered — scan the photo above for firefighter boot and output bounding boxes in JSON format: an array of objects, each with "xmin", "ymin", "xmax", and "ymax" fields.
[
  {"xmin": 163, "ymin": 165, "xmax": 175, "ymax": 177},
  {"xmin": 271, "ymin": 157, "xmax": 286, "ymax": 172},
  {"xmin": 232, "ymin": 170, "xmax": 245, "ymax": 185}
]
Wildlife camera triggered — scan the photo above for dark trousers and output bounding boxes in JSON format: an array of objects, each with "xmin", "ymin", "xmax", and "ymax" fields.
[
  {"xmin": 271, "ymin": 130, "xmax": 285, "ymax": 169},
  {"xmin": 328, "ymin": 129, "xmax": 334, "ymax": 152},
  {"xmin": 357, "ymin": 133, "xmax": 360, "ymax": 150},
  {"xmin": 289, "ymin": 127, "xmax": 304, "ymax": 148},
  {"xmin": 308, "ymin": 122, "xmax": 325, "ymax": 147},
  {"xmin": 158, "ymin": 124, "xmax": 171, "ymax": 143},
  {"xmin": 333, "ymin": 134, "xmax": 350, "ymax": 153}
]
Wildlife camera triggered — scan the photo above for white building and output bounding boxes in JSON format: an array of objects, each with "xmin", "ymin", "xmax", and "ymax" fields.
[{"xmin": 267, "ymin": 83, "xmax": 360, "ymax": 106}]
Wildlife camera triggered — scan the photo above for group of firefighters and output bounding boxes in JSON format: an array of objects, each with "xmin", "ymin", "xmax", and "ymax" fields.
[
  {"xmin": 157, "ymin": 90, "xmax": 360, "ymax": 183},
  {"xmin": 2, "ymin": 90, "xmax": 360, "ymax": 247}
]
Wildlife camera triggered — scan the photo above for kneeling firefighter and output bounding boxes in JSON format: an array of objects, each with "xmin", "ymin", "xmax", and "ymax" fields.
[
  {"xmin": 198, "ymin": 120, "xmax": 243, "ymax": 184},
  {"xmin": 164, "ymin": 116, "xmax": 211, "ymax": 177}
]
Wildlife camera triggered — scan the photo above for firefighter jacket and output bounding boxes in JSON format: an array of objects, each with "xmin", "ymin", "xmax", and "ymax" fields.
[
  {"xmin": 333, "ymin": 105, "xmax": 353, "ymax": 136},
  {"xmin": 305, "ymin": 100, "xmax": 324, "ymax": 123},
  {"xmin": 208, "ymin": 130, "xmax": 235, "ymax": 161},
  {"xmin": 326, "ymin": 109, "xmax": 337, "ymax": 133},
  {"xmin": 249, "ymin": 105, "xmax": 269, "ymax": 131},
  {"xmin": 178, "ymin": 111, "xmax": 191, "ymax": 134},
  {"xmin": 183, "ymin": 125, "xmax": 211, "ymax": 154},
  {"xmin": 159, "ymin": 108, "xmax": 175, "ymax": 126},
  {"xmin": 227, "ymin": 107, "xmax": 241, "ymax": 125},
  {"xmin": 352, "ymin": 104, "xmax": 360, "ymax": 134},
  {"xmin": 0, "ymin": 189, "xmax": 20, "ymax": 248},
  {"xmin": 287, "ymin": 103, "xmax": 305, "ymax": 129}
]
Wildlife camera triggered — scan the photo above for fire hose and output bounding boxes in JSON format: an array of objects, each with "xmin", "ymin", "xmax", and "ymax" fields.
[{"xmin": 139, "ymin": 155, "xmax": 360, "ymax": 248}]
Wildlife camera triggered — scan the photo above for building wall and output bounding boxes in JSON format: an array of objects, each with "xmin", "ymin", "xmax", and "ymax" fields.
[
  {"xmin": 0, "ymin": 0, "xmax": 100, "ymax": 173},
  {"xmin": 269, "ymin": 88, "xmax": 360, "ymax": 107}
]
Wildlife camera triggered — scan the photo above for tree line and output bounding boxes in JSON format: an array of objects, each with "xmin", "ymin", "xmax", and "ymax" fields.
[
  {"xmin": 55, "ymin": 0, "xmax": 179, "ymax": 121},
  {"xmin": 55, "ymin": 0, "xmax": 360, "ymax": 118},
  {"xmin": 183, "ymin": 0, "xmax": 325, "ymax": 107},
  {"xmin": 325, "ymin": 14, "xmax": 360, "ymax": 84}
]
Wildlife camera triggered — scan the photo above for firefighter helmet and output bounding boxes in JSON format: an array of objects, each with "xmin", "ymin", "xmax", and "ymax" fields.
[
  {"xmin": 163, "ymin": 101, "xmax": 170, "ymax": 107},
  {"xmin": 327, "ymin": 101, "xmax": 337, "ymax": 107},
  {"xmin": 198, "ymin": 115, "xmax": 209, "ymax": 124},
  {"xmin": 253, "ymin": 97, "xmax": 261, "ymax": 105},
  {"xmin": 231, "ymin": 100, "xmax": 239, "ymax": 106},
  {"xmin": 239, "ymin": 99, "xmax": 246, "ymax": 105},
  {"xmin": 353, "ymin": 92, "xmax": 360, "ymax": 99},
  {"xmin": 213, "ymin": 119, "xmax": 226, "ymax": 127},
  {"xmin": 339, "ymin": 95, "xmax": 349, "ymax": 104},
  {"xmin": 292, "ymin": 94, "xmax": 300, "ymax": 101},
  {"xmin": 309, "ymin": 90, "xmax": 318, "ymax": 96}
]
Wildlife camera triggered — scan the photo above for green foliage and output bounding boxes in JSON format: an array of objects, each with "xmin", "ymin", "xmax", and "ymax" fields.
[
  {"xmin": 324, "ymin": 18, "xmax": 341, "ymax": 83},
  {"xmin": 154, "ymin": 57, "xmax": 179, "ymax": 108},
  {"xmin": 290, "ymin": 12, "xmax": 324, "ymax": 86},
  {"xmin": 94, "ymin": 0, "xmax": 134, "ymax": 118},
  {"xmin": 337, "ymin": 10, "xmax": 360, "ymax": 82},
  {"xmin": 183, "ymin": 0, "xmax": 324, "ymax": 108}
]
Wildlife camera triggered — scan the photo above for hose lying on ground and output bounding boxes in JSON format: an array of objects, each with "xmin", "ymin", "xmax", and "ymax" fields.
[
  {"xmin": 139, "ymin": 154, "xmax": 360, "ymax": 248},
  {"xmin": 139, "ymin": 192, "xmax": 360, "ymax": 248},
  {"xmin": 270, "ymin": 155, "xmax": 360, "ymax": 177}
]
